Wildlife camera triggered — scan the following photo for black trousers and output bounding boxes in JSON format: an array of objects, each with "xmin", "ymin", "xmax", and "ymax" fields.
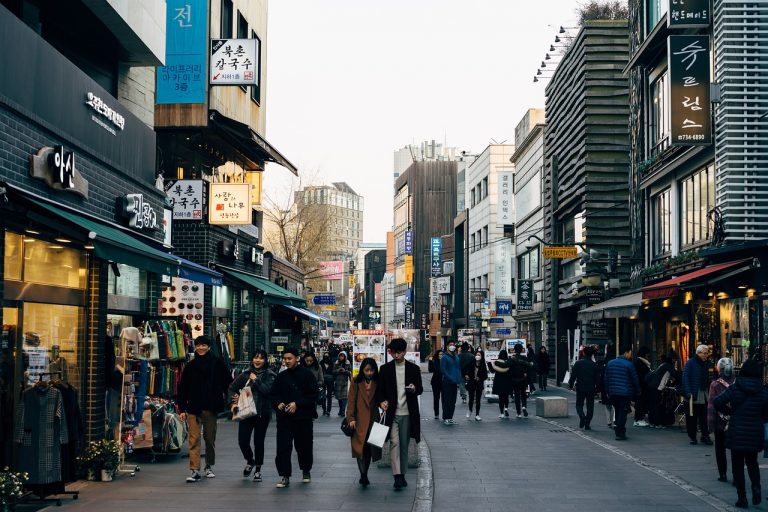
[
  {"xmin": 634, "ymin": 390, "xmax": 649, "ymax": 421},
  {"xmin": 714, "ymin": 429, "xmax": 727, "ymax": 477},
  {"xmin": 238, "ymin": 415, "xmax": 270, "ymax": 466},
  {"xmin": 686, "ymin": 402, "xmax": 709, "ymax": 441},
  {"xmin": 732, "ymin": 449, "xmax": 760, "ymax": 496},
  {"xmin": 498, "ymin": 393, "xmax": 509, "ymax": 413},
  {"xmin": 575, "ymin": 391, "xmax": 595, "ymax": 427},
  {"xmin": 512, "ymin": 382, "xmax": 527, "ymax": 414},
  {"xmin": 275, "ymin": 419, "xmax": 313, "ymax": 478},
  {"xmin": 538, "ymin": 372, "xmax": 548, "ymax": 390},
  {"xmin": 441, "ymin": 381, "xmax": 458, "ymax": 420},
  {"xmin": 431, "ymin": 381, "xmax": 442, "ymax": 417},
  {"xmin": 611, "ymin": 396, "xmax": 631, "ymax": 437},
  {"xmin": 467, "ymin": 383, "xmax": 483, "ymax": 415},
  {"xmin": 323, "ymin": 383, "xmax": 333, "ymax": 414}
]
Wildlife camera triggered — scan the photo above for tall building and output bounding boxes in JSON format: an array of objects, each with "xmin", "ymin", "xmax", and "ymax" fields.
[
  {"xmin": 351, "ymin": 242, "xmax": 386, "ymax": 327},
  {"xmin": 393, "ymin": 140, "xmax": 461, "ymax": 179},
  {"xmin": 295, "ymin": 182, "xmax": 364, "ymax": 260}
]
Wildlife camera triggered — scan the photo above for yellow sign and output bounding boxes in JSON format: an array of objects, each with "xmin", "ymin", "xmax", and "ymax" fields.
[
  {"xmin": 349, "ymin": 275, "xmax": 355, "ymax": 288},
  {"xmin": 405, "ymin": 255, "xmax": 413, "ymax": 284},
  {"xmin": 208, "ymin": 183, "xmax": 252, "ymax": 224},
  {"xmin": 543, "ymin": 246, "xmax": 578, "ymax": 259}
]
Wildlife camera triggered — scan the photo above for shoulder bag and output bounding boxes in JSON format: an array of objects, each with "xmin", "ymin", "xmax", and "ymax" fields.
[{"xmin": 340, "ymin": 382, "xmax": 358, "ymax": 437}]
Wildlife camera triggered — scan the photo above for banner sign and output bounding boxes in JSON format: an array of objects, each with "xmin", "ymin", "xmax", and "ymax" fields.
[
  {"xmin": 312, "ymin": 293, "xmax": 336, "ymax": 306},
  {"xmin": 157, "ymin": 0, "xmax": 207, "ymax": 104},
  {"xmin": 208, "ymin": 183, "xmax": 251, "ymax": 224},
  {"xmin": 497, "ymin": 170, "xmax": 513, "ymax": 225},
  {"xmin": 440, "ymin": 305, "xmax": 451, "ymax": 328},
  {"xmin": 669, "ymin": 35, "xmax": 711, "ymax": 146},
  {"xmin": 431, "ymin": 237, "xmax": 442, "ymax": 276},
  {"xmin": 404, "ymin": 230, "xmax": 413, "ymax": 255},
  {"xmin": 434, "ymin": 276, "xmax": 451, "ymax": 294},
  {"xmin": 210, "ymin": 39, "xmax": 258, "ymax": 85},
  {"xmin": 319, "ymin": 261, "xmax": 344, "ymax": 280},
  {"xmin": 517, "ymin": 280, "xmax": 533, "ymax": 311},
  {"xmin": 351, "ymin": 334, "xmax": 386, "ymax": 377},
  {"xmin": 430, "ymin": 279, "xmax": 440, "ymax": 313},
  {"xmin": 494, "ymin": 244, "xmax": 512, "ymax": 297},
  {"xmin": 167, "ymin": 180, "xmax": 204, "ymax": 220},
  {"xmin": 668, "ymin": 0, "xmax": 710, "ymax": 28},
  {"xmin": 404, "ymin": 303, "xmax": 413, "ymax": 328}
]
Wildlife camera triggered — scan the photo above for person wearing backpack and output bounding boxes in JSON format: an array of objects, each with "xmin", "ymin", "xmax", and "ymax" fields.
[{"xmin": 510, "ymin": 344, "xmax": 533, "ymax": 418}]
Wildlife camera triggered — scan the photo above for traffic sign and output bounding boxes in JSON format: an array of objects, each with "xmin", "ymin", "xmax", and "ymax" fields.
[
  {"xmin": 312, "ymin": 294, "xmax": 336, "ymax": 305},
  {"xmin": 543, "ymin": 246, "xmax": 578, "ymax": 259}
]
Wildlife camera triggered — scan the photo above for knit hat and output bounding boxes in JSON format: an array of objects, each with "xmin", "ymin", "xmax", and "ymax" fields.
[{"xmin": 194, "ymin": 335, "xmax": 212, "ymax": 346}]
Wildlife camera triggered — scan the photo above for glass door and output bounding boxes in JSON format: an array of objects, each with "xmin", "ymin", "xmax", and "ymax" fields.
[{"xmin": 1, "ymin": 307, "xmax": 19, "ymax": 468}]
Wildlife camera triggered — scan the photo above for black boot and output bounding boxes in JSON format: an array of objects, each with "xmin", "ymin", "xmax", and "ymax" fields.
[
  {"xmin": 393, "ymin": 474, "xmax": 403, "ymax": 490},
  {"xmin": 359, "ymin": 473, "xmax": 369, "ymax": 487},
  {"xmin": 753, "ymin": 484, "xmax": 762, "ymax": 505},
  {"xmin": 736, "ymin": 491, "xmax": 749, "ymax": 509}
]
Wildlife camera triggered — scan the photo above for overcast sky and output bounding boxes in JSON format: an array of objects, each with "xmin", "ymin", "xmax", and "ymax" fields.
[{"xmin": 264, "ymin": 0, "xmax": 579, "ymax": 243}]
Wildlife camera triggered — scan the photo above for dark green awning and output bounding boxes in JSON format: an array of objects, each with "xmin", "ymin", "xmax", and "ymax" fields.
[
  {"xmin": 26, "ymin": 198, "xmax": 179, "ymax": 276},
  {"xmin": 218, "ymin": 266, "xmax": 306, "ymax": 307}
]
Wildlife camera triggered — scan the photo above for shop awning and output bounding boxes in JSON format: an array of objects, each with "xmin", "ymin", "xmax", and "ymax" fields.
[
  {"xmin": 177, "ymin": 256, "xmax": 223, "ymax": 287},
  {"xmin": 577, "ymin": 292, "xmax": 643, "ymax": 321},
  {"xmin": 217, "ymin": 266, "xmax": 306, "ymax": 307},
  {"xmin": 25, "ymin": 197, "xmax": 179, "ymax": 276},
  {"xmin": 208, "ymin": 110, "xmax": 298, "ymax": 175},
  {"xmin": 641, "ymin": 259, "xmax": 757, "ymax": 300},
  {"xmin": 280, "ymin": 305, "xmax": 329, "ymax": 324}
]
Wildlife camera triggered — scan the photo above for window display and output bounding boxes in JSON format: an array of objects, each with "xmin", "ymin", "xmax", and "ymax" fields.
[{"xmin": 720, "ymin": 298, "xmax": 750, "ymax": 367}]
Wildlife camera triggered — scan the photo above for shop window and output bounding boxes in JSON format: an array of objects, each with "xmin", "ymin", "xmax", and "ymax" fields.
[
  {"xmin": 250, "ymin": 30, "xmax": 261, "ymax": 104},
  {"xmin": 4, "ymin": 231, "xmax": 22, "ymax": 281},
  {"xmin": 653, "ymin": 188, "xmax": 672, "ymax": 256},
  {"xmin": 646, "ymin": 0, "xmax": 668, "ymax": 33},
  {"xmin": 649, "ymin": 72, "xmax": 670, "ymax": 157},
  {"xmin": 518, "ymin": 247, "xmax": 540, "ymax": 280},
  {"xmin": 720, "ymin": 298, "xmax": 749, "ymax": 367},
  {"xmin": 213, "ymin": 285, "xmax": 233, "ymax": 310},
  {"xmin": 681, "ymin": 164, "xmax": 715, "ymax": 247},
  {"xmin": 108, "ymin": 264, "xmax": 147, "ymax": 298},
  {"xmin": 4, "ymin": 233, "xmax": 87, "ymax": 289},
  {"xmin": 220, "ymin": 0, "xmax": 233, "ymax": 38}
]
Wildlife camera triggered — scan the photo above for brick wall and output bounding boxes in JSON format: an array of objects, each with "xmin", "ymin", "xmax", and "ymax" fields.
[{"xmin": 84, "ymin": 260, "xmax": 108, "ymax": 441}]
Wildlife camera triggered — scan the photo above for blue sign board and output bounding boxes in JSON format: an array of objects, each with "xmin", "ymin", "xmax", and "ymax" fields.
[
  {"xmin": 312, "ymin": 294, "xmax": 336, "ymax": 306},
  {"xmin": 496, "ymin": 328, "xmax": 512, "ymax": 336},
  {"xmin": 157, "ymin": 0, "xmax": 207, "ymax": 104},
  {"xmin": 405, "ymin": 287, "xmax": 413, "ymax": 304},
  {"xmin": 489, "ymin": 317, "xmax": 505, "ymax": 324},
  {"xmin": 496, "ymin": 300, "xmax": 513, "ymax": 316},
  {"xmin": 404, "ymin": 231, "xmax": 413, "ymax": 255},
  {"xmin": 431, "ymin": 237, "xmax": 442, "ymax": 276}
]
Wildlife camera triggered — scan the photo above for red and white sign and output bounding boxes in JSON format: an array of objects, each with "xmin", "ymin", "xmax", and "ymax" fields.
[{"xmin": 319, "ymin": 260, "xmax": 343, "ymax": 280}]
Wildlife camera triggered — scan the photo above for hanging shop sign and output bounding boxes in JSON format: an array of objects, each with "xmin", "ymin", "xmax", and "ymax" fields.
[
  {"xmin": 420, "ymin": 313, "xmax": 429, "ymax": 330},
  {"xmin": 497, "ymin": 170, "xmax": 514, "ymax": 225},
  {"xmin": 668, "ymin": 0, "xmax": 710, "ymax": 28},
  {"xmin": 157, "ymin": 0, "xmax": 207, "ymax": 104},
  {"xmin": 430, "ymin": 278, "xmax": 440, "ymax": 313},
  {"xmin": 404, "ymin": 230, "xmax": 413, "ymax": 255},
  {"xmin": 29, "ymin": 146, "xmax": 89, "ymax": 198},
  {"xmin": 470, "ymin": 290, "xmax": 488, "ymax": 303},
  {"xmin": 208, "ymin": 183, "xmax": 251, "ymax": 224},
  {"xmin": 404, "ymin": 303, "xmax": 413, "ymax": 328},
  {"xmin": 434, "ymin": 276, "xmax": 451, "ymax": 294},
  {"xmin": 160, "ymin": 278, "xmax": 204, "ymax": 334},
  {"xmin": 495, "ymin": 244, "xmax": 512, "ymax": 297},
  {"xmin": 210, "ymin": 39, "xmax": 258, "ymax": 85},
  {"xmin": 250, "ymin": 247, "xmax": 264, "ymax": 265},
  {"xmin": 319, "ymin": 261, "xmax": 344, "ymax": 280},
  {"xmin": 431, "ymin": 237, "xmax": 442, "ymax": 276},
  {"xmin": 121, "ymin": 193, "xmax": 158, "ymax": 230},
  {"xmin": 496, "ymin": 299, "xmax": 513, "ymax": 316},
  {"xmin": 312, "ymin": 293, "xmax": 336, "ymax": 306},
  {"xmin": 543, "ymin": 246, "xmax": 578, "ymax": 259},
  {"xmin": 669, "ymin": 35, "xmax": 712, "ymax": 146},
  {"xmin": 404, "ymin": 255, "xmax": 413, "ymax": 284},
  {"xmin": 517, "ymin": 280, "xmax": 534, "ymax": 311},
  {"xmin": 440, "ymin": 305, "xmax": 451, "ymax": 328},
  {"xmin": 166, "ymin": 180, "xmax": 204, "ymax": 220}
]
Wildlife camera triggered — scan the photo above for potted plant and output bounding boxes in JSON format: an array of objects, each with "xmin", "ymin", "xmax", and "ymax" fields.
[
  {"xmin": 0, "ymin": 467, "xmax": 29, "ymax": 511},
  {"xmin": 83, "ymin": 440, "xmax": 120, "ymax": 482}
]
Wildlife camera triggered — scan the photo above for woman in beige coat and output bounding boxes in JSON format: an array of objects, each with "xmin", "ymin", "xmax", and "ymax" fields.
[{"xmin": 346, "ymin": 357, "xmax": 382, "ymax": 487}]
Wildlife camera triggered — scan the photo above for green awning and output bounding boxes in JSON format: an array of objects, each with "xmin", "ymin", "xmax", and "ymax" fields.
[
  {"xmin": 26, "ymin": 198, "xmax": 179, "ymax": 276},
  {"xmin": 218, "ymin": 266, "xmax": 306, "ymax": 307}
]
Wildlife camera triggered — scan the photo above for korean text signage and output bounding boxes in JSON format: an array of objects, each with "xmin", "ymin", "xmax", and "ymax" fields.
[
  {"xmin": 319, "ymin": 261, "xmax": 343, "ymax": 280},
  {"xmin": 669, "ymin": 35, "xmax": 711, "ymax": 146},
  {"xmin": 30, "ymin": 146, "xmax": 89, "ymax": 199},
  {"xmin": 517, "ymin": 280, "xmax": 533, "ymax": 311},
  {"xmin": 431, "ymin": 237, "xmax": 442, "ymax": 276},
  {"xmin": 668, "ymin": 0, "xmax": 710, "ymax": 28},
  {"xmin": 494, "ymin": 244, "xmax": 512, "ymax": 297},
  {"xmin": 497, "ymin": 170, "xmax": 513, "ymax": 225},
  {"xmin": 496, "ymin": 299, "xmax": 512, "ymax": 316},
  {"xmin": 440, "ymin": 305, "xmax": 451, "ymax": 328},
  {"xmin": 404, "ymin": 304, "xmax": 413, "ymax": 328},
  {"xmin": 542, "ymin": 246, "xmax": 578, "ymax": 259},
  {"xmin": 470, "ymin": 290, "xmax": 488, "ymax": 303},
  {"xmin": 420, "ymin": 313, "xmax": 429, "ymax": 330},
  {"xmin": 210, "ymin": 39, "xmax": 258, "ymax": 85},
  {"xmin": 208, "ymin": 183, "xmax": 251, "ymax": 224},
  {"xmin": 434, "ymin": 276, "xmax": 451, "ymax": 294},
  {"xmin": 312, "ymin": 293, "xmax": 336, "ymax": 306},
  {"xmin": 85, "ymin": 92, "xmax": 125, "ymax": 135},
  {"xmin": 404, "ymin": 255, "xmax": 413, "ymax": 284},
  {"xmin": 157, "ymin": 0, "xmax": 207, "ymax": 104},
  {"xmin": 166, "ymin": 180, "xmax": 204, "ymax": 220},
  {"xmin": 122, "ymin": 194, "xmax": 158, "ymax": 230},
  {"xmin": 404, "ymin": 230, "xmax": 413, "ymax": 255}
]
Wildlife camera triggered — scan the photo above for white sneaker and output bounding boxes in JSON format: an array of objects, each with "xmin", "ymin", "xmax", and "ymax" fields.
[
  {"xmin": 466, "ymin": 411, "xmax": 471, "ymax": 419},
  {"xmin": 475, "ymin": 415, "xmax": 482, "ymax": 421},
  {"xmin": 516, "ymin": 413, "xmax": 522, "ymax": 418},
  {"xmin": 204, "ymin": 465, "xmax": 215, "ymax": 478},
  {"xmin": 186, "ymin": 470, "xmax": 201, "ymax": 483},
  {"xmin": 636, "ymin": 419, "xmax": 649, "ymax": 427},
  {"xmin": 499, "ymin": 414, "xmax": 505, "ymax": 419}
]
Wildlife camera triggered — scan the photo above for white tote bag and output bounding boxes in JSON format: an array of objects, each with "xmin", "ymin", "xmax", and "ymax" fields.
[
  {"xmin": 233, "ymin": 386, "xmax": 257, "ymax": 421},
  {"xmin": 366, "ymin": 410, "xmax": 390, "ymax": 449}
]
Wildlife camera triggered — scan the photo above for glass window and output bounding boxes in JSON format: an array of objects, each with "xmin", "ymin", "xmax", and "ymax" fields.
[
  {"xmin": 482, "ymin": 177, "xmax": 489, "ymax": 199},
  {"xmin": 470, "ymin": 234, "xmax": 476, "ymax": 253},
  {"xmin": 653, "ymin": 188, "xmax": 672, "ymax": 256},
  {"xmin": 220, "ymin": 0, "xmax": 233, "ymax": 38},
  {"xmin": 518, "ymin": 247, "xmax": 540, "ymax": 279},
  {"xmin": 650, "ymin": 72, "xmax": 670, "ymax": 156},
  {"xmin": 4, "ymin": 231, "xmax": 22, "ymax": 280},
  {"xmin": 250, "ymin": 31, "xmax": 261, "ymax": 103},
  {"xmin": 108, "ymin": 264, "xmax": 147, "ymax": 298},
  {"xmin": 681, "ymin": 164, "xmax": 715, "ymax": 246},
  {"xmin": 213, "ymin": 285, "xmax": 233, "ymax": 310},
  {"xmin": 515, "ymin": 173, "xmax": 541, "ymax": 222},
  {"xmin": 483, "ymin": 226, "xmax": 489, "ymax": 248},
  {"xmin": 647, "ymin": 0, "xmax": 668, "ymax": 32},
  {"xmin": 8, "ymin": 234, "xmax": 88, "ymax": 289}
]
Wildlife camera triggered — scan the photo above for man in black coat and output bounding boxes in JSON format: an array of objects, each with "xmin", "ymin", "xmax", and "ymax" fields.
[
  {"xmin": 569, "ymin": 346, "xmax": 601, "ymax": 430},
  {"xmin": 375, "ymin": 338, "xmax": 423, "ymax": 490},
  {"xmin": 178, "ymin": 335, "xmax": 232, "ymax": 482},
  {"xmin": 270, "ymin": 346, "xmax": 318, "ymax": 488}
]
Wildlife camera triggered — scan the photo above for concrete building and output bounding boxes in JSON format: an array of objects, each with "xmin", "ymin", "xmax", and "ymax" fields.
[{"xmin": 393, "ymin": 140, "xmax": 461, "ymax": 179}]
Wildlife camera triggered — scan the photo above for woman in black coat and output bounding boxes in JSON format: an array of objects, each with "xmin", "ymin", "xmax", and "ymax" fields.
[
  {"xmin": 536, "ymin": 346, "xmax": 551, "ymax": 391},
  {"xmin": 427, "ymin": 350, "xmax": 444, "ymax": 420},
  {"xmin": 489, "ymin": 350, "xmax": 512, "ymax": 418},
  {"xmin": 714, "ymin": 359, "xmax": 768, "ymax": 508},
  {"xmin": 464, "ymin": 350, "xmax": 488, "ymax": 420}
]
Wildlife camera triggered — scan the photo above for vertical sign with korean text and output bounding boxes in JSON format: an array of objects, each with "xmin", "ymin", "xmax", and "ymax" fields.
[
  {"xmin": 440, "ymin": 305, "xmax": 451, "ymax": 328},
  {"xmin": 668, "ymin": 0, "xmax": 710, "ymax": 28},
  {"xmin": 404, "ymin": 230, "xmax": 413, "ymax": 255},
  {"xmin": 494, "ymin": 243, "xmax": 512, "ymax": 298},
  {"xmin": 497, "ymin": 170, "xmax": 514, "ymax": 225},
  {"xmin": 166, "ymin": 180, "xmax": 204, "ymax": 220},
  {"xmin": 208, "ymin": 183, "xmax": 252, "ymax": 224},
  {"xmin": 517, "ymin": 280, "xmax": 533, "ymax": 311},
  {"xmin": 669, "ymin": 35, "xmax": 711, "ymax": 146},
  {"xmin": 431, "ymin": 237, "xmax": 442, "ymax": 276},
  {"xmin": 157, "ymin": 0, "xmax": 207, "ymax": 104}
]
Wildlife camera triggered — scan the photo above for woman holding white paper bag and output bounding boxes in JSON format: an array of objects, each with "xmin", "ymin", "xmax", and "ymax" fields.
[
  {"xmin": 229, "ymin": 349, "xmax": 276, "ymax": 482},
  {"xmin": 346, "ymin": 358, "xmax": 382, "ymax": 487}
]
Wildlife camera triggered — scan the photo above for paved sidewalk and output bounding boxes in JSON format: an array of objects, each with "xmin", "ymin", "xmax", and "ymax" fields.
[{"xmin": 38, "ymin": 413, "xmax": 417, "ymax": 512}]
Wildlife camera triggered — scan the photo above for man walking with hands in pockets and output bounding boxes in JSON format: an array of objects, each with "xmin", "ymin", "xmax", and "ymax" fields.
[{"xmin": 376, "ymin": 338, "xmax": 423, "ymax": 490}]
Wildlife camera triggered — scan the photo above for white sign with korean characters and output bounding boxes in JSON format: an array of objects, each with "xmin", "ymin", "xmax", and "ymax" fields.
[
  {"xmin": 208, "ymin": 183, "xmax": 252, "ymax": 225},
  {"xmin": 434, "ymin": 276, "xmax": 451, "ymax": 294},
  {"xmin": 497, "ymin": 169, "xmax": 514, "ymax": 225},
  {"xmin": 167, "ymin": 180, "xmax": 204, "ymax": 220},
  {"xmin": 210, "ymin": 39, "xmax": 258, "ymax": 85}
]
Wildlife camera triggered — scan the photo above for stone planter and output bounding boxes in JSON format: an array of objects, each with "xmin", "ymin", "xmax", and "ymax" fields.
[
  {"xmin": 86, "ymin": 470, "xmax": 96, "ymax": 481},
  {"xmin": 99, "ymin": 470, "xmax": 113, "ymax": 482}
]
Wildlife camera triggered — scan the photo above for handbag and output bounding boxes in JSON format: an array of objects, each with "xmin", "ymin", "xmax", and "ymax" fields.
[
  {"xmin": 233, "ymin": 385, "xmax": 257, "ymax": 421},
  {"xmin": 139, "ymin": 323, "xmax": 159, "ymax": 361},
  {"xmin": 340, "ymin": 382, "xmax": 358, "ymax": 437},
  {"xmin": 132, "ymin": 409, "xmax": 154, "ymax": 449},
  {"xmin": 563, "ymin": 371, "xmax": 571, "ymax": 385},
  {"xmin": 366, "ymin": 409, "xmax": 390, "ymax": 449},
  {"xmin": 317, "ymin": 387, "xmax": 326, "ymax": 406}
]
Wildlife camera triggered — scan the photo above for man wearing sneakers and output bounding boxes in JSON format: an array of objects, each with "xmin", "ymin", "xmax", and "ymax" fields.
[
  {"xmin": 178, "ymin": 335, "xmax": 232, "ymax": 483},
  {"xmin": 270, "ymin": 347, "xmax": 318, "ymax": 488},
  {"xmin": 604, "ymin": 344, "xmax": 640, "ymax": 441},
  {"xmin": 440, "ymin": 340, "xmax": 463, "ymax": 425}
]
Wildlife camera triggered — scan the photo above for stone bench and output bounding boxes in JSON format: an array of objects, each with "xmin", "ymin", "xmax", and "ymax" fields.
[{"xmin": 536, "ymin": 396, "xmax": 568, "ymax": 418}]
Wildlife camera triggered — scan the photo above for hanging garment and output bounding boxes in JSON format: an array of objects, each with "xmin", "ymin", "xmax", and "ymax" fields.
[
  {"xmin": 53, "ymin": 382, "xmax": 82, "ymax": 483},
  {"xmin": 14, "ymin": 385, "xmax": 69, "ymax": 485}
]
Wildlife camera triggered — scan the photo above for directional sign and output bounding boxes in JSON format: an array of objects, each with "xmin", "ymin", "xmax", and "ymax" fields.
[
  {"xmin": 312, "ymin": 294, "xmax": 336, "ymax": 306},
  {"xmin": 490, "ymin": 317, "xmax": 505, "ymax": 324},
  {"xmin": 543, "ymin": 246, "xmax": 578, "ymax": 259},
  {"xmin": 496, "ymin": 328, "xmax": 512, "ymax": 336}
]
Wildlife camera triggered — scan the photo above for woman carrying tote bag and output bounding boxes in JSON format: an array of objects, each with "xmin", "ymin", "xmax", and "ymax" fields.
[{"xmin": 345, "ymin": 358, "xmax": 382, "ymax": 488}]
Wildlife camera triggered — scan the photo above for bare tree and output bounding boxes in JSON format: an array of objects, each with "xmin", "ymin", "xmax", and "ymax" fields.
[{"xmin": 576, "ymin": 0, "xmax": 629, "ymax": 24}]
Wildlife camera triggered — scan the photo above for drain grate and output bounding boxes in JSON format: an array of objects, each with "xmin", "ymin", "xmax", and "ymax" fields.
[{"xmin": 549, "ymin": 429, "xmax": 569, "ymax": 433}]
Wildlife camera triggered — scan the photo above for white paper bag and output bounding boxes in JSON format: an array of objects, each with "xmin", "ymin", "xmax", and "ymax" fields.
[
  {"xmin": 366, "ymin": 411, "xmax": 390, "ymax": 449},
  {"xmin": 233, "ymin": 386, "xmax": 257, "ymax": 421},
  {"xmin": 563, "ymin": 371, "xmax": 571, "ymax": 385}
]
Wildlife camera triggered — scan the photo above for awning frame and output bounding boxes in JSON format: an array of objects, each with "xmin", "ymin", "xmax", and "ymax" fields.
[
  {"xmin": 641, "ymin": 258, "xmax": 758, "ymax": 300},
  {"xmin": 577, "ymin": 292, "xmax": 643, "ymax": 321}
]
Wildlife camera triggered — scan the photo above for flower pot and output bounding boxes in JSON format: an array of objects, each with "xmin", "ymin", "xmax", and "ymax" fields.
[
  {"xmin": 99, "ymin": 470, "xmax": 113, "ymax": 482},
  {"xmin": 86, "ymin": 470, "xmax": 96, "ymax": 481}
]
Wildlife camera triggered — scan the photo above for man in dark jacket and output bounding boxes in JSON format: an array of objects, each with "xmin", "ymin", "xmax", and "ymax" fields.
[
  {"xmin": 457, "ymin": 342, "xmax": 474, "ymax": 403},
  {"xmin": 178, "ymin": 335, "xmax": 232, "ymax": 482},
  {"xmin": 376, "ymin": 338, "xmax": 423, "ymax": 490},
  {"xmin": 569, "ymin": 346, "xmax": 601, "ymax": 430},
  {"xmin": 270, "ymin": 346, "xmax": 319, "ymax": 488},
  {"xmin": 440, "ymin": 340, "xmax": 463, "ymax": 424},
  {"xmin": 604, "ymin": 344, "xmax": 640, "ymax": 441},
  {"xmin": 682, "ymin": 344, "xmax": 713, "ymax": 445}
]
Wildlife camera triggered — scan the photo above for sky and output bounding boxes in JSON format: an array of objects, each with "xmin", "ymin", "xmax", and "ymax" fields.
[{"xmin": 263, "ymin": 0, "xmax": 580, "ymax": 243}]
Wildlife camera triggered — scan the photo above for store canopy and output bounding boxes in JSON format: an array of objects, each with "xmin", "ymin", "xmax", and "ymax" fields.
[
  {"xmin": 25, "ymin": 197, "xmax": 179, "ymax": 276},
  {"xmin": 577, "ymin": 292, "xmax": 643, "ymax": 321},
  {"xmin": 217, "ymin": 266, "xmax": 306, "ymax": 307},
  {"xmin": 177, "ymin": 256, "xmax": 223, "ymax": 286},
  {"xmin": 641, "ymin": 259, "xmax": 756, "ymax": 300},
  {"xmin": 280, "ymin": 305, "xmax": 328, "ymax": 324}
]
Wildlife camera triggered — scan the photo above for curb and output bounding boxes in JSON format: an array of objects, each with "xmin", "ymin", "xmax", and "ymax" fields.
[{"xmin": 412, "ymin": 438, "xmax": 433, "ymax": 512}]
